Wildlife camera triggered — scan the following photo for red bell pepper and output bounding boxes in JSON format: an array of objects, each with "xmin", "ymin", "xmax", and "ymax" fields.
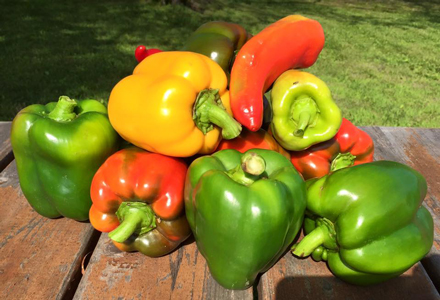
[
  {"xmin": 134, "ymin": 45, "xmax": 162, "ymax": 63},
  {"xmin": 89, "ymin": 147, "xmax": 191, "ymax": 257},
  {"xmin": 217, "ymin": 128, "xmax": 290, "ymax": 160},
  {"xmin": 290, "ymin": 118, "xmax": 374, "ymax": 180},
  {"xmin": 229, "ymin": 15, "xmax": 325, "ymax": 131}
]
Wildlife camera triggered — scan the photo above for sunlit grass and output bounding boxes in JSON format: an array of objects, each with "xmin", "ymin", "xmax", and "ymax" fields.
[{"xmin": 1, "ymin": 0, "xmax": 439, "ymax": 127}]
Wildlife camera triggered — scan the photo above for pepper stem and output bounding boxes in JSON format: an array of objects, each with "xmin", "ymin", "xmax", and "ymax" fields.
[
  {"xmin": 292, "ymin": 226, "xmax": 327, "ymax": 257},
  {"xmin": 291, "ymin": 218, "xmax": 337, "ymax": 257},
  {"xmin": 294, "ymin": 111, "xmax": 311, "ymax": 137},
  {"xmin": 227, "ymin": 152, "xmax": 266, "ymax": 185},
  {"xmin": 291, "ymin": 97, "xmax": 319, "ymax": 138},
  {"xmin": 108, "ymin": 202, "xmax": 156, "ymax": 243},
  {"xmin": 193, "ymin": 89, "xmax": 242, "ymax": 139},
  {"xmin": 330, "ymin": 153, "xmax": 356, "ymax": 172},
  {"xmin": 48, "ymin": 96, "xmax": 77, "ymax": 121}
]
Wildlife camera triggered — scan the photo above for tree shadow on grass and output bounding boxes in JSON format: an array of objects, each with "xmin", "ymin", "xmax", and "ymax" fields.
[{"xmin": 1, "ymin": 0, "xmax": 439, "ymax": 120}]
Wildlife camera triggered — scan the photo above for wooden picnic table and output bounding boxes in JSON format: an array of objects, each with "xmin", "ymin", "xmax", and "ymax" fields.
[{"xmin": 0, "ymin": 120, "xmax": 439, "ymax": 300}]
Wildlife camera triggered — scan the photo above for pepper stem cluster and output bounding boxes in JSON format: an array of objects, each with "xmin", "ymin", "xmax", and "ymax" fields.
[
  {"xmin": 108, "ymin": 202, "xmax": 157, "ymax": 243},
  {"xmin": 193, "ymin": 89, "xmax": 242, "ymax": 139},
  {"xmin": 227, "ymin": 152, "xmax": 266, "ymax": 185},
  {"xmin": 48, "ymin": 96, "xmax": 78, "ymax": 122}
]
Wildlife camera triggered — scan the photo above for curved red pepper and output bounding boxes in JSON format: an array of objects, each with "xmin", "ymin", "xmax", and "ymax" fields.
[
  {"xmin": 89, "ymin": 147, "xmax": 191, "ymax": 257},
  {"xmin": 229, "ymin": 15, "xmax": 325, "ymax": 131},
  {"xmin": 290, "ymin": 118, "xmax": 374, "ymax": 180},
  {"xmin": 216, "ymin": 128, "xmax": 290, "ymax": 160}
]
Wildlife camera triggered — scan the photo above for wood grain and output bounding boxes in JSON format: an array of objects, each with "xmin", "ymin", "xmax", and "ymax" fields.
[
  {"xmin": 0, "ymin": 161, "xmax": 99, "ymax": 300},
  {"xmin": 73, "ymin": 235, "xmax": 254, "ymax": 300},
  {"xmin": 0, "ymin": 122, "xmax": 13, "ymax": 172},
  {"xmin": 362, "ymin": 127, "xmax": 440, "ymax": 291},
  {"xmin": 1, "ymin": 125, "xmax": 439, "ymax": 299}
]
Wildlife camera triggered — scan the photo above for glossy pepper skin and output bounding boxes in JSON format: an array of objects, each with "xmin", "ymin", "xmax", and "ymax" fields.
[
  {"xmin": 230, "ymin": 15, "xmax": 325, "ymax": 131},
  {"xmin": 10, "ymin": 96, "xmax": 119, "ymax": 220},
  {"xmin": 270, "ymin": 70, "xmax": 342, "ymax": 151},
  {"xmin": 216, "ymin": 128, "xmax": 290, "ymax": 160},
  {"xmin": 292, "ymin": 161, "xmax": 434, "ymax": 285},
  {"xmin": 182, "ymin": 21, "xmax": 251, "ymax": 79},
  {"xmin": 185, "ymin": 149, "xmax": 306, "ymax": 289},
  {"xmin": 291, "ymin": 118, "xmax": 374, "ymax": 179},
  {"xmin": 108, "ymin": 51, "xmax": 242, "ymax": 157},
  {"xmin": 89, "ymin": 147, "xmax": 191, "ymax": 257}
]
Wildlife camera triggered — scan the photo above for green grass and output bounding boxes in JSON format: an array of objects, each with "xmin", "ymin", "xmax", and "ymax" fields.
[{"xmin": 1, "ymin": 0, "xmax": 439, "ymax": 127}]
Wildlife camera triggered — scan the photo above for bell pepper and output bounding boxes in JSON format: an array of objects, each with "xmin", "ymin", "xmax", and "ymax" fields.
[
  {"xmin": 108, "ymin": 51, "xmax": 242, "ymax": 157},
  {"xmin": 134, "ymin": 45, "xmax": 162, "ymax": 63},
  {"xmin": 292, "ymin": 161, "xmax": 434, "ymax": 285},
  {"xmin": 291, "ymin": 118, "xmax": 374, "ymax": 179},
  {"xmin": 270, "ymin": 70, "xmax": 342, "ymax": 151},
  {"xmin": 89, "ymin": 147, "xmax": 191, "ymax": 257},
  {"xmin": 216, "ymin": 128, "xmax": 290, "ymax": 160},
  {"xmin": 185, "ymin": 149, "xmax": 306, "ymax": 289},
  {"xmin": 230, "ymin": 15, "xmax": 325, "ymax": 131},
  {"xmin": 182, "ymin": 21, "xmax": 251, "ymax": 80},
  {"xmin": 10, "ymin": 96, "xmax": 119, "ymax": 220}
]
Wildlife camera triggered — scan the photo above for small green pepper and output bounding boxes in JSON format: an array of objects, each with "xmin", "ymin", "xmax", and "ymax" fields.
[{"xmin": 270, "ymin": 70, "xmax": 342, "ymax": 151}]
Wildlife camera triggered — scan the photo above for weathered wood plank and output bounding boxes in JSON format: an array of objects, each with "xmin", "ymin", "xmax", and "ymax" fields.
[
  {"xmin": 0, "ymin": 161, "xmax": 99, "ymax": 300},
  {"xmin": 363, "ymin": 127, "xmax": 440, "ymax": 291},
  {"xmin": 0, "ymin": 122, "xmax": 13, "ymax": 172},
  {"xmin": 74, "ymin": 235, "xmax": 254, "ymax": 300},
  {"xmin": 259, "ymin": 126, "xmax": 440, "ymax": 299}
]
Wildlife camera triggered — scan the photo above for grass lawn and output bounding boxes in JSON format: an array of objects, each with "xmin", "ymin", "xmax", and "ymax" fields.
[{"xmin": 1, "ymin": 0, "xmax": 439, "ymax": 127}]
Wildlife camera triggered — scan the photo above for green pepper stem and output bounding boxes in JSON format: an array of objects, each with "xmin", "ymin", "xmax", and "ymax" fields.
[
  {"xmin": 48, "ymin": 96, "xmax": 77, "ymax": 121},
  {"xmin": 108, "ymin": 202, "xmax": 156, "ymax": 243},
  {"xmin": 227, "ymin": 152, "xmax": 266, "ymax": 185},
  {"xmin": 330, "ymin": 153, "xmax": 357, "ymax": 172},
  {"xmin": 292, "ymin": 218, "xmax": 337, "ymax": 258},
  {"xmin": 292, "ymin": 225, "xmax": 327, "ymax": 257},
  {"xmin": 294, "ymin": 111, "xmax": 311, "ymax": 137},
  {"xmin": 193, "ymin": 89, "xmax": 242, "ymax": 139},
  {"xmin": 291, "ymin": 97, "xmax": 319, "ymax": 137}
]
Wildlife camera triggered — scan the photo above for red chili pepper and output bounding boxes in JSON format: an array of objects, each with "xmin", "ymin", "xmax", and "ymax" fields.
[
  {"xmin": 134, "ymin": 45, "xmax": 162, "ymax": 63},
  {"xmin": 229, "ymin": 15, "xmax": 325, "ymax": 131},
  {"xmin": 290, "ymin": 118, "xmax": 374, "ymax": 180},
  {"xmin": 89, "ymin": 147, "xmax": 191, "ymax": 257},
  {"xmin": 216, "ymin": 128, "xmax": 290, "ymax": 160}
]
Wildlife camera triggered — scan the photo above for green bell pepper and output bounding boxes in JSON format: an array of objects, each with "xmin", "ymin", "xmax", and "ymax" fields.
[
  {"xmin": 185, "ymin": 149, "xmax": 306, "ymax": 289},
  {"xmin": 270, "ymin": 70, "xmax": 342, "ymax": 151},
  {"xmin": 182, "ymin": 21, "xmax": 251, "ymax": 79},
  {"xmin": 292, "ymin": 161, "xmax": 434, "ymax": 285},
  {"xmin": 11, "ymin": 96, "xmax": 120, "ymax": 221}
]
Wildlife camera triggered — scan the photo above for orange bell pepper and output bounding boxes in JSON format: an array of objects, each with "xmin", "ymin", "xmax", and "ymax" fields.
[{"xmin": 108, "ymin": 51, "xmax": 242, "ymax": 157}]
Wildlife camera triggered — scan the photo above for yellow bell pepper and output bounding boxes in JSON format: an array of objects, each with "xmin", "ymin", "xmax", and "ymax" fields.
[{"xmin": 108, "ymin": 51, "xmax": 242, "ymax": 157}]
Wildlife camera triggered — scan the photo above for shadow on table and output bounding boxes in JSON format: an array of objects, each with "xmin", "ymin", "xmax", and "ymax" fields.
[{"xmin": 270, "ymin": 254, "xmax": 440, "ymax": 300}]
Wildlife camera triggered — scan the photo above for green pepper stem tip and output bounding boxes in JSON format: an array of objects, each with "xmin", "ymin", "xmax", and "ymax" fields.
[
  {"xmin": 241, "ymin": 152, "xmax": 266, "ymax": 176},
  {"xmin": 48, "ymin": 96, "xmax": 78, "ymax": 122}
]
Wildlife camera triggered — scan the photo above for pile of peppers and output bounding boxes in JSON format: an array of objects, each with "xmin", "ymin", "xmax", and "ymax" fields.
[{"xmin": 10, "ymin": 15, "xmax": 434, "ymax": 290}]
